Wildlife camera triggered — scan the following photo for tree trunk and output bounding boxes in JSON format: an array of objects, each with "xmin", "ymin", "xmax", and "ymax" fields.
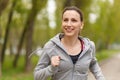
[
  {"xmin": 13, "ymin": 26, "xmax": 28, "ymax": 67},
  {"xmin": 1, "ymin": 0, "xmax": 16, "ymax": 63},
  {"xmin": 0, "ymin": 45, "xmax": 2, "ymax": 76},
  {"xmin": 0, "ymin": 13, "xmax": 1, "ymax": 78},
  {"xmin": 24, "ymin": 2, "xmax": 38, "ymax": 71},
  {"xmin": 24, "ymin": 0, "xmax": 47, "ymax": 72},
  {"xmin": 25, "ymin": 18, "xmax": 34, "ymax": 72},
  {"xmin": 0, "ymin": 0, "xmax": 9, "ymax": 76},
  {"xmin": 0, "ymin": 0, "xmax": 9, "ymax": 16},
  {"xmin": 63, "ymin": 0, "xmax": 72, "ymax": 7},
  {"xmin": 13, "ymin": 0, "xmax": 47, "ymax": 70}
]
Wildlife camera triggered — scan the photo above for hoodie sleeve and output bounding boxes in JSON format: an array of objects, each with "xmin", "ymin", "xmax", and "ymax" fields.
[
  {"xmin": 34, "ymin": 42, "xmax": 58, "ymax": 80},
  {"xmin": 89, "ymin": 41, "xmax": 105, "ymax": 80}
]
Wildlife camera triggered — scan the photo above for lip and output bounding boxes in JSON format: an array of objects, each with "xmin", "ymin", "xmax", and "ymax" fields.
[
  {"xmin": 65, "ymin": 27, "xmax": 73, "ymax": 32},
  {"xmin": 65, "ymin": 28, "xmax": 73, "ymax": 32}
]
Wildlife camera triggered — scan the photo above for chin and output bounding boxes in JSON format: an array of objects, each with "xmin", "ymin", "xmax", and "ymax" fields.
[{"xmin": 64, "ymin": 32, "xmax": 74, "ymax": 37}]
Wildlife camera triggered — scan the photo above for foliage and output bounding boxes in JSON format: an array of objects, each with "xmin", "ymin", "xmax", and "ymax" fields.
[
  {"xmin": 1, "ymin": 0, "xmax": 120, "ymax": 51},
  {"xmin": 85, "ymin": 0, "xmax": 120, "ymax": 50}
]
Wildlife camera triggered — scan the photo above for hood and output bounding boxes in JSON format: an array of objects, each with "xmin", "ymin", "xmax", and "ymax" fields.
[
  {"xmin": 50, "ymin": 33, "xmax": 91, "ymax": 53},
  {"xmin": 49, "ymin": 33, "xmax": 93, "ymax": 59}
]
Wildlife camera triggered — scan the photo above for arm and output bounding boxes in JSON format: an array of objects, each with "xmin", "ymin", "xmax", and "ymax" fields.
[
  {"xmin": 34, "ymin": 50, "xmax": 58, "ymax": 80},
  {"xmin": 89, "ymin": 41, "xmax": 105, "ymax": 80}
]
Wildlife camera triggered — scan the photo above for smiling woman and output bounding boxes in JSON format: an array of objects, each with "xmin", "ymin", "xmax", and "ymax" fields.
[
  {"xmin": 34, "ymin": 6, "xmax": 105, "ymax": 80},
  {"xmin": 62, "ymin": 7, "xmax": 84, "ymax": 38}
]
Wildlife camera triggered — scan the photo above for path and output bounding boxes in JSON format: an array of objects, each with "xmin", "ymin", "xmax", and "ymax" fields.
[{"xmin": 88, "ymin": 53, "xmax": 120, "ymax": 80}]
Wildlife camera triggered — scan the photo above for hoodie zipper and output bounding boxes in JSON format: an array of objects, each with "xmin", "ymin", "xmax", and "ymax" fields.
[{"xmin": 71, "ymin": 64, "xmax": 75, "ymax": 80}]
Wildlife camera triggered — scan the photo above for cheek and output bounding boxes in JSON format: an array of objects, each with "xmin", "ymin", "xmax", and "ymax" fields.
[
  {"xmin": 75, "ymin": 25, "xmax": 80, "ymax": 31},
  {"xmin": 75, "ymin": 26, "xmax": 80, "ymax": 34},
  {"xmin": 76, "ymin": 23, "xmax": 82, "ymax": 30},
  {"xmin": 61, "ymin": 23, "xmax": 66, "ymax": 29},
  {"xmin": 62, "ymin": 22, "xmax": 66, "ymax": 27},
  {"xmin": 61, "ymin": 24, "xmax": 65, "ymax": 32}
]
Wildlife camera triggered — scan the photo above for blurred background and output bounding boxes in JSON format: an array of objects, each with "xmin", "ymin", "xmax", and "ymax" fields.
[{"xmin": 0, "ymin": 0, "xmax": 120, "ymax": 80}]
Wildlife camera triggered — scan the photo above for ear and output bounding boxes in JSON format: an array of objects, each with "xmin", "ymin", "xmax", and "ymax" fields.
[{"xmin": 80, "ymin": 22, "xmax": 84, "ymax": 29}]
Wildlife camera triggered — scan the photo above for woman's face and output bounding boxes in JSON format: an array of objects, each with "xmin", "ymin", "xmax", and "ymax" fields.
[{"xmin": 62, "ymin": 10, "xmax": 83, "ymax": 37}]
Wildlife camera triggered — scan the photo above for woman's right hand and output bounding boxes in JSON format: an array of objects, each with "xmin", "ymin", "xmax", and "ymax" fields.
[{"xmin": 51, "ymin": 56, "xmax": 61, "ymax": 67}]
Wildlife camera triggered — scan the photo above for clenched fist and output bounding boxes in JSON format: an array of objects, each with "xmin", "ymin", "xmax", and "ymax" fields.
[{"xmin": 51, "ymin": 56, "xmax": 61, "ymax": 67}]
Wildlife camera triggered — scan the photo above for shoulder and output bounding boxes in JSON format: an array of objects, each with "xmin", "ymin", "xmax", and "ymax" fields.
[
  {"xmin": 88, "ymin": 39, "xmax": 95, "ymax": 49},
  {"xmin": 80, "ymin": 37, "xmax": 95, "ymax": 49},
  {"xmin": 44, "ymin": 40, "xmax": 55, "ymax": 49},
  {"xmin": 80, "ymin": 36, "xmax": 94, "ymax": 44},
  {"xmin": 84, "ymin": 38, "xmax": 96, "ymax": 54},
  {"xmin": 82, "ymin": 37, "xmax": 96, "ymax": 57},
  {"xmin": 86, "ymin": 38, "xmax": 95, "ymax": 49}
]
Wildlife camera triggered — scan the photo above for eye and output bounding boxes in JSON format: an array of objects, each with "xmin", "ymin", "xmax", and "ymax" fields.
[
  {"xmin": 71, "ymin": 19, "xmax": 77, "ymax": 22},
  {"xmin": 63, "ymin": 18, "xmax": 68, "ymax": 22}
]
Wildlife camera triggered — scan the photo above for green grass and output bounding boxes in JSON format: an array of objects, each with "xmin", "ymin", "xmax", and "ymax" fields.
[
  {"xmin": 96, "ymin": 49, "xmax": 120, "ymax": 61},
  {"xmin": 1, "ymin": 55, "xmax": 39, "ymax": 80},
  {"xmin": 1, "ymin": 49, "xmax": 120, "ymax": 80}
]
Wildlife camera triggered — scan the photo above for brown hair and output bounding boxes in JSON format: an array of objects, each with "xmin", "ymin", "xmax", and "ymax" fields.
[{"xmin": 62, "ymin": 6, "xmax": 84, "ymax": 22}]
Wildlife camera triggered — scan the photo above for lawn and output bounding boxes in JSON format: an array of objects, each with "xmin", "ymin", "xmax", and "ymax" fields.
[
  {"xmin": 1, "ymin": 55, "xmax": 39, "ymax": 80},
  {"xmin": 1, "ymin": 49, "xmax": 120, "ymax": 80}
]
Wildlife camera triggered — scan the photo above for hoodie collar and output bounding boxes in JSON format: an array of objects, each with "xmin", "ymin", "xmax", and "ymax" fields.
[
  {"xmin": 50, "ymin": 33, "xmax": 65, "ymax": 50},
  {"xmin": 50, "ymin": 33, "xmax": 91, "ymax": 56}
]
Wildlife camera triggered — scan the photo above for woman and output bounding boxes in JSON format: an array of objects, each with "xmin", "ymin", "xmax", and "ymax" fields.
[{"xmin": 34, "ymin": 6, "xmax": 105, "ymax": 80}]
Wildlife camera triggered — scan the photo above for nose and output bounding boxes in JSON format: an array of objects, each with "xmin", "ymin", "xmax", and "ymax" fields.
[{"xmin": 67, "ymin": 21, "xmax": 71, "ymax": 26}]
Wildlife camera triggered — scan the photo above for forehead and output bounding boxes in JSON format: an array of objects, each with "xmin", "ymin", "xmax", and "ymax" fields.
[{"xmin": 63, "ymin": 10, "xmax": 80, "ymax": 19}]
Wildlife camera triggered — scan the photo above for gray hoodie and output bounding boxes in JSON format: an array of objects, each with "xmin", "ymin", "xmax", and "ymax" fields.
[{"xmin": 34, "ymin": 33, "xmax": 105, "ymax": 80}]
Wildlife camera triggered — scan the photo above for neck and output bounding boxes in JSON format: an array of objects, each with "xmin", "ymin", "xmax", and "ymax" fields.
[{"xmin": 61, "ymin": 35, "xmax": 79, "ymax": 46}]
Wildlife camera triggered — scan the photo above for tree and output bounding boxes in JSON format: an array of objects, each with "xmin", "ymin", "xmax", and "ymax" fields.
[
  {"xmin": 113, "ymin": 0, "xmax": 120, "ymax": 43},
  {"xmin": 13, "ymin": 0, "xmax": 47, "ymax": 71},
  {"xmin": 25, "ymin": 0, "xmax": 47, "ymax": 72},
  {"xmin": 0, "ymin": 0, "xmax": 10, "ymax": 76},
  {"xmin": 1, "ymin": 0, "xmax": 17, "ymax": 64},
  {"xmin": 0, "ymin": 0, "xmax": 9, "ymax": 16},
  {"xmin": 93, "ymin": 0, "xmax": 120, "ymax": 50}
]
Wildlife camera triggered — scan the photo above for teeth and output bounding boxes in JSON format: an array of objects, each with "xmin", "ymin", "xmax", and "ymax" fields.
[
  {"xmin": 67, "ymin": 29, "xmax": 72, "ymax": 31},
  {"xmin": 66, "ymin": 28, "xmax": 72, "ymax": 32},
  {"xmin": 64, "ymin": 27, "xmax": 73, "ymax": 32}
]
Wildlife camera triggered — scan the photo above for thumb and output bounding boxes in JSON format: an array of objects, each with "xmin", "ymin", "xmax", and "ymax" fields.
[{"xmin": 57, "ymin": 56, "xmax": 61, "ymax": 60}]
